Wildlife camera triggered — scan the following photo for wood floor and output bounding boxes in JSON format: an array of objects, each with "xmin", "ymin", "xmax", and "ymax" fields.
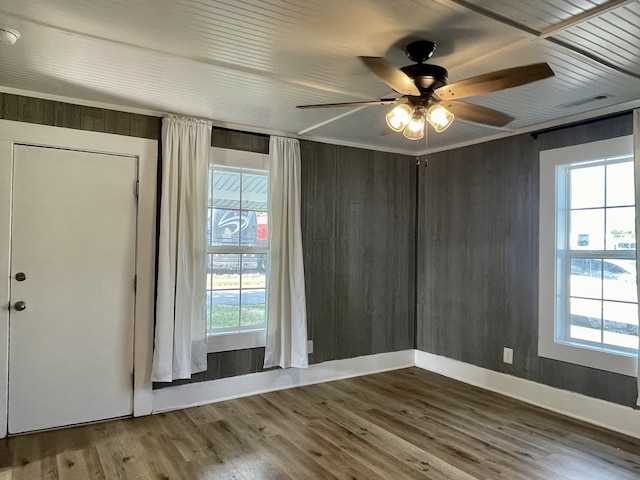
[{"xmin": 0, "ymin": 368, "xmax": 639, "ymax": 479}]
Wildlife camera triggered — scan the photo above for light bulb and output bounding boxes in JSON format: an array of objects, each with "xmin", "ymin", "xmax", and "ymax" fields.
[
  {"xmin": 385, "ymin": 104, "xmax": 413, "ymax": 132},
  {"xmin": 402, "ymin": 116, "xmax": 425, "ymax": 140},
  {"xmin": 426, "ymin": 104, "xmax": 454, "ymax": 132}
]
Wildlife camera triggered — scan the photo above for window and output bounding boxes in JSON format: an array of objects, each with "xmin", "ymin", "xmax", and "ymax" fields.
[
  {"xmin": 539, "ymin": 135, "xmax": 638, "ymax": 376},
  {"xmin": 206, "ymin": 148, "xmax": 268, "ymax": 352}
]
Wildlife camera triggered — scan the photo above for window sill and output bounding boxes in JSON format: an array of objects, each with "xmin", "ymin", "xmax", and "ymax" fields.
[
  {"xmin": 538, "ymin": 336, "xmax": 638, "ymax": 377},
  {"xmin": 207, "ymin": 329, "xmax": 266, "ymax": 353}
]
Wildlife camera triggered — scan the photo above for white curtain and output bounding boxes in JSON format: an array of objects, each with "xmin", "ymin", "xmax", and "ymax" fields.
[
  {"xmin": 151, "ymin": 115, "xmax": 211, "ymax": 382},
  {"xmin": 264, "ymin": 136, "xmax": 309, "ymax": 369},
  {"xmin": 634, "ymin": 108, "xmax": 640, "ymax": 407}
]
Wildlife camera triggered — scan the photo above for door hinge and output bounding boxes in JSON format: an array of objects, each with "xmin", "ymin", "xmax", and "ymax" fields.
[
  {"xmin": 131, "ymin": 372, "xmax": 135, "ymax": 389},
  {"xmin": 135, "ymin": 180, "xmax": 139, "ymax": 198},
  {"xmin": 134, "ymin": 275, "xmax": 137, "ymax": 293}
]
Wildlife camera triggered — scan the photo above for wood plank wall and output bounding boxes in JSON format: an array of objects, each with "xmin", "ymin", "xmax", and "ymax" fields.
[
  {"xmin": 157, "ymin": 131, "xmax": 417, "ymax": 387},
  {"xmin": 0, "ymin": 93, "xmax": 161, "ymax": 139},
  {"xmin": 416, "ymin": 113, "xmax": 637, "ymax": 407},
  {"xmin": 300, "ymin": 141, "xmax": 416, "ymax": 364}
]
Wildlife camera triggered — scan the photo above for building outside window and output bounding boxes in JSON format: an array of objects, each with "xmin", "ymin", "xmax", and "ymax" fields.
[{"xmin": 206, "ymin": 148, "xmax": 269, "ymax": 352}]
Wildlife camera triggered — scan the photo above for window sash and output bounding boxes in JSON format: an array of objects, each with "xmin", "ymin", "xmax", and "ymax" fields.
[
  {"xmin": 555, "ymin": 157, "xmax": 637, "ymax": 355},
  {"xmin": 206, "ymin": 162, "xmax": 269, "ymax": 340}
]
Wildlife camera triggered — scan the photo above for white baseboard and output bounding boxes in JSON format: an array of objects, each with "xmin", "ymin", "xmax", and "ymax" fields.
[
  {"xmin": 153, "ymin": 348, "xmax": 640, "ymax": 440},
  {"xmin": 414, "ymin": 350, "xmax": 640, "ymax": 440},
  {"xmin": 152, "ymin": 350, "xmax": 414, "ymax": 413}
]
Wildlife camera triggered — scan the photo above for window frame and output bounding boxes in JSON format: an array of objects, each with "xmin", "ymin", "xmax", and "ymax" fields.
[
  {"xmin": 206, "ymin": 147, "xmax": 269, "ymax": 353},
  {"xmin": 538, "ymin": 135, "xmax": 638, "ymax": 377}
]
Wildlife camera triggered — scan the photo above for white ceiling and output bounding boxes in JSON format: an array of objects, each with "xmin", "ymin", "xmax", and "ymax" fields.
[{"xmin": 0, "ymin": 0, "xmax": 638, "ymax": 154}]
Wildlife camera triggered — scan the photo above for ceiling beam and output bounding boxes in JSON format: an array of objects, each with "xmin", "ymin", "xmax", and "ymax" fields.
[
  {"xmin": 297, "ymin": 106, "xmax": 367, "ymax": 135},
  {"xmin": 441, "ymin": 0, "xmax": 640, "ymax": 81},
  {"xmin": 538, "ymin": 0, "xmax": 636, "ymax": 38}
]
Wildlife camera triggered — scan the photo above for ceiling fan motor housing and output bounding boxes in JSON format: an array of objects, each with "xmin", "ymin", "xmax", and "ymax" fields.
[
  {"xmin": 400, "ymin": 63, "xmax": 448, "ymax": 93},
  {"xmin": 404, "ymin": 40, "xmax": 437, "ymax": 63}
]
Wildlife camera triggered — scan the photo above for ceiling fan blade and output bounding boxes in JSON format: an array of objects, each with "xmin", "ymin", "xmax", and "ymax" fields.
[
  {"xmin": 435, "ymin": 63, "xmax": 554, "ymax": 101},
  {"xmin": 296, "ymin": 98, "xmax": 398, "ymax": 109},
  {"xmin": 441, "ymin": 101, "xmax": 514, "ymax": 127},
  {"xmin": 358, "ymin": 56, "xmax": 421, "ymax": 96}
]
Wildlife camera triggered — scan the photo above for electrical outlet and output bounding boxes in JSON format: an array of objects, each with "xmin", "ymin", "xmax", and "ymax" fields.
[
  {"xmin": 503, "ymin": 347, "xmax": 513, "ymax": 364},
  {"xmin": 307, "ymin": 340, "xmax": 313, "ymax": 354}
]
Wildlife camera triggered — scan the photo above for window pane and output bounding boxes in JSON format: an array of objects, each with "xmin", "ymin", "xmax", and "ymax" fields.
[
  {"xmin": 239, "ymin": 211, "xmax": 259, "ymax": 246},
  {"xmin": 257, "ymin": 213, "xmax": 268, "ymax": 247},
  {"xmin": 570, "ymin": 165, "xmax": 604, "ymax": 209},
  {"xmin": 603, "ymin": 301, "xmax": 638, "ymax": 349},
  {"xmin": 570, "ymin": 209, "xmax": 604, "ymax": 250},
  {"xmin": 601, "ymin": 259, "xmax": 636, "ymax": 302},
  {"xmin": 569, "ymin": 297, "xmax": 602, "ymax": 342},
  {"xmin": 212, "ymin": 170, "xmax": 241, "ymax": 209},
  {"xmin": 240, "ymin": 289, "xmax": 266, "ymax": 327},
  {"xmin": 210, "ymin": 290, "xmax": 240, "ymax": 330},
  {"xmin": 209, "ymin": 253, "xmax": 241, "ymax": 281},
  {"xmin": 570, "ymin": 258, "xmax": 602, "ymax": 299},
  {"xmin": 242, "ymin": 173, "xmax": 268, "ymax": 210},
  {"xmin": 212, "ymin": 209, "xmax": 256, "ymax": 247},
  {"xmin": 606, "ymin": 161, "xmax": 634, "ymax": 207},
  {"xmin": 606, "ymin": 206, "xmax": 635, "ymax": 251},
  {"xmin": 241, "ymin": 254, "xmax": 267, "ymax": 285}
]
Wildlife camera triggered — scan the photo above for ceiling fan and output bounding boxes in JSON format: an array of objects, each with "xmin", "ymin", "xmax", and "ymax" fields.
[{"xmin": 297, "ymin": 40, "xmax": 555, "ymax": 140}]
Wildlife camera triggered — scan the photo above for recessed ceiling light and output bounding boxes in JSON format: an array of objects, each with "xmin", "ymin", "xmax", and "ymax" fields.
[{"xmin": 0, "ymin": 28, "xmax": 21, "ymax": 46}]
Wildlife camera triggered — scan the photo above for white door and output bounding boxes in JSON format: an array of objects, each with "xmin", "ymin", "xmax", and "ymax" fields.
[{"xmin": 8, "ymin": 145, "xmax": 138, "ymax": 434}]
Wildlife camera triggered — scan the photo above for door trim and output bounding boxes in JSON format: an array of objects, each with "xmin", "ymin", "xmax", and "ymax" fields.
[{"xmin": 0, "ymin": 120, "xmax": 157, "ymax": 437}]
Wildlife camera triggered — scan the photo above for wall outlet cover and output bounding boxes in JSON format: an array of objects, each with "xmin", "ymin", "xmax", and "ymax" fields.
[
  {"xmin": 307, "ymin": 340, "xmax": 313, "ymax": 354},
  {"xmin": 503, "ymin": 347, "xmax": 513, "ymax": 364}
]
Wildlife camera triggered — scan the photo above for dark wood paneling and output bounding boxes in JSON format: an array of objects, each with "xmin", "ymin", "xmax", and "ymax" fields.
[
  {"xmin": 0, "ymin": 93, "xmax": 161, "ymax": 139},
  {"xmin": 2, "ymin": 93, "xmax": 19, "ymax": 120},
  {"xmin": 204, "ymin": 348, "xmax": 267, "ymax": 381},
  {"xmin": 154, "ymin": 348, "xmax": 267, "ymax": 388},
  {"xmin": 104, "ymin": 109, "xmax": 132, "ymax": 136},
  {"xmin": 417, "ymin": 112, "xmax": 637, "ymax": 407},
  {"xmin": 212, "ymin": 127, "xmax": 269, "ymax": 153},
  {"xmin": 535, "ymin": 113, "xmax": 632, "ymax": 150},
  {"xmin": 301, "ymin": 140, "xmax": 416, "ymax": 364}
]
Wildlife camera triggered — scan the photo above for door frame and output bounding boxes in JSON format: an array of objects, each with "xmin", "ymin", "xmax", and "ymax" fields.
[{"xmin": 0, "ymin": 119, "xmax": 157, "ymax": 437}]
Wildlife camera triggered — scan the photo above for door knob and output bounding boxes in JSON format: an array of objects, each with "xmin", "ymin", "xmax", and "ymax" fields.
[{"xmin": 13, "ymin": 301, "xmax": 26, "ymax": 312}]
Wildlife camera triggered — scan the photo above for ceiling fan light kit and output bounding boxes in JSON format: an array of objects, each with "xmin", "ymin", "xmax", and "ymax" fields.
[
  {"xmin": 385, "ymin": 104, "xmax": 413, "ymax": 132},
  {"xmin": 297, "ymin": 39, "xmax": 555, "ymax": 141},
  {"xmin": 426, "ymin": 104, "xmax": 454, "ymax": 133},
  {"xmin": 402, "ymin": 114, "xmax": 426, "ymax": 140},
  {"xmin": 386, "ymin": 103, "xmax": 454, "ymax": 139}
]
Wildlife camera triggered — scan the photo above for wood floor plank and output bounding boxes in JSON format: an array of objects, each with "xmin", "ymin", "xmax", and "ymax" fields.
[
  {"xmin": 0, "ymin": 368, "xmax": 638, "ymax": 479},
  {"xmin": 308, "ymin": 417, "xmax": 436, "ymax": 480},
  {"xmin": 321, "ymin": 399, "xmax": 478, "ymax": 480},
  {"xmin": 256, "ymin": 435, "xmax": 340, "ymax": 480},
  {"xmin": 228, "ymin": 449, "xmax": 292, "ymax": 480},
  {"xmin": 56, "ymin": 447, "xmax": 105, "ymax": 480}
]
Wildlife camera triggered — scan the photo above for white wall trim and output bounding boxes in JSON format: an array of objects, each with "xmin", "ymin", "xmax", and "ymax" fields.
[
  {"xmin": 414, "ymin": 350, "xmax": 640, "ymax": 440},
  {"xmin": 155, "ymin": 348, "xmax": 640, "ymax": 439},
  {"xmin": 152, "ymin": 350, "xmax": 414, "ymax": 413}
]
